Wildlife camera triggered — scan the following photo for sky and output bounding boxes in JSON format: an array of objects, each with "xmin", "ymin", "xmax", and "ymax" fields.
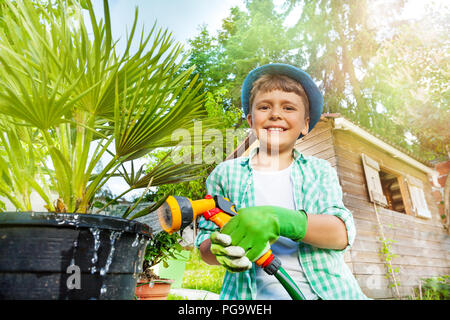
[{"xmin": 87, "ymin": 0, "xmax": 246, "ymax": 53}]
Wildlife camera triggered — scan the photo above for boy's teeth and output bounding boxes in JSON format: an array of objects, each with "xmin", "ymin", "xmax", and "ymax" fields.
[{"xmin": 267, "ymin": 128, "xmax": 284, "ymax": 132}]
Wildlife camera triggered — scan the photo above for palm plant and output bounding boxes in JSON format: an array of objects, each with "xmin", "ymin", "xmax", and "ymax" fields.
[
  {"xmin": 0, "ymin": 119, "xmax": 54, "ymax": 211},
  {"xmin": 0, "ymin": 0, "xmax": 214, "ymax": 215}
]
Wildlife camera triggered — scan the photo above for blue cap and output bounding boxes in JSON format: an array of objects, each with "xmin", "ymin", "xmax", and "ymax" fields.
[{"xmin": 241, "ymin": 63, "xmax": 323, "ymax": 138}]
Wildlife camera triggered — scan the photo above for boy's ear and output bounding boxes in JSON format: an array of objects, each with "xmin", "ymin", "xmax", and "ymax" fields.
[
  {"xmin": 301, "ymin": 117, "xmax": 310, "ymax": 136},
  {"xmin": 246, "ymin": 113, "xmax": 253, "ymax": 128}
]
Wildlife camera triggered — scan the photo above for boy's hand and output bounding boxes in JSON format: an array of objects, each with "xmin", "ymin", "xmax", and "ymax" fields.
[
  {"xmin": 210, "ymin": 231, "xmax": 252, "ymax": 272},
  {"xmin": 221, "ymin": 206, "xmax": 308, "ymax": 261}
]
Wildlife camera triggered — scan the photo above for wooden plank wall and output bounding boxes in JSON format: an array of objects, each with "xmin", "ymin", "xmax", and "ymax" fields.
[
  {"xmin": 295, "ymin": 118, "xmax": 450, "ymax": 299},
  {"xmin": 294, "ymin": 118, "xmax": 337, "ymax": 166},
  {"xmin": 333, "ymin": 124, "xmax": 449, "ymax": 299}
]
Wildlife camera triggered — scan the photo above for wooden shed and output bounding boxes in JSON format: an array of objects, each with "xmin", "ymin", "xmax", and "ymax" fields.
[{"xmin": 232, "ymin": 113, "xmax": 450, "ymax": 299}]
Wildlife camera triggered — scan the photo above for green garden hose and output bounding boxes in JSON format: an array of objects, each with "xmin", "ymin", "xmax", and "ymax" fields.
[
  {"xmin": 262, "ymin": 255, "xmax": 306, "ymax": 300},
  {"xmin": 274, "ymin": 266, "xmax": 306, "ymax": 300}
]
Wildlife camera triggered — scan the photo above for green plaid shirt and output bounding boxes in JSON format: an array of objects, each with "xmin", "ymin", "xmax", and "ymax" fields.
[{"xmin": 195, "ymin": 148, "xmax": 369, "ymax": 300}]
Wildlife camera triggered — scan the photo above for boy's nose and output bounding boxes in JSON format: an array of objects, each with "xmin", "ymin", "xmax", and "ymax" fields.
[{"xmin": 269, "ymin": 108, "xmax": 282, "ymax": 120}]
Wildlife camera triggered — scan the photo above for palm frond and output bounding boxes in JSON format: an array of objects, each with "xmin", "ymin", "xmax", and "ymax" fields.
[
  {"xmin": 133, "ymin": 155, "xmax": 207, "ymax": 189},
  {"xmin": 0, "ymin": 0, "xmax": 219, "ymax": 214},
  {"xmin": 128, "ymin": 194, "xmax": 169, "ymax": 220}
]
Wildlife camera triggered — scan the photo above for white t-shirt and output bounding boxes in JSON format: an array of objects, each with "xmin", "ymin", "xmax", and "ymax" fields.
[{"xmin": 253, "ymin": 163, "xmax": 319, "ymax": 300}]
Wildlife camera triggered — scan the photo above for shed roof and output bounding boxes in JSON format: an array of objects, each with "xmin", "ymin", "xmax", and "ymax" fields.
[{"xmin": 320, "ymin": 113, "xmax": 432, "ymax": 167}]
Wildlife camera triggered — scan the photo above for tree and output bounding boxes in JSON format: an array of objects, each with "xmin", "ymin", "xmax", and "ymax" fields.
[
  {"xmin": 186, "ymin": 0, "xmax": 408, "ymax": 139},
  {"xmin": 288, "ymin": 1, "xmax": 403, "ymax": 124},
  {"xmin": 184, "ymin": 0, "xmax": 296, "ymax": 126},
  {"xmin": 185, "ymin": 0, "xmax": 447, "ymax": 161},
  {"xmin": 367, "ymin": 2, "xmax": 449, "ymax": 160},
  {"xmin": 365, "ymin": 2, "xmax": 450, "ymax": 232},
  {"xmin": 285, "ymin": 0, "xmax": 450, "ymax": 160}
]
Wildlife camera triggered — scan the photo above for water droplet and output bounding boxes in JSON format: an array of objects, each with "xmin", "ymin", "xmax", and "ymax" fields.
[
  {"xmin": 100, "ymin": 231, "xmax": 121, "ymax": 276},
  {"xmin": 131, "ymin": 234, "xmax": 140, "ymax": 247},
  {"xmin": 100, "ymin": 284, "xmax": 107, "ymax": 295},
  {"xmin": 89, "ymin": 228, "xmax": 101, "ymax": 272}
]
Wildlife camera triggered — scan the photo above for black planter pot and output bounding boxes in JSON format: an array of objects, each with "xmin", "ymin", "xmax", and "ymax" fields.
[{"xmin": 0, "ymin": 212, "xmax": 152, "ymax": 300}]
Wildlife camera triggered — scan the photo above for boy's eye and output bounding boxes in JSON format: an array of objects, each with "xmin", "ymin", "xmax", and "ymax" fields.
[
  {"xmin": 284, "ymin": 105, "xmax": 296, "ymax": 111},
  {"xmin": 257, "ymin": 105, "xmax": 270, "ymax": 110}
]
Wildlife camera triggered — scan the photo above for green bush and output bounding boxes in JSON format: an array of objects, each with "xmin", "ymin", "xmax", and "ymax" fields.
[{"xmin": 411, "ymin": 275, "xmax": 449, "ymax": 300}]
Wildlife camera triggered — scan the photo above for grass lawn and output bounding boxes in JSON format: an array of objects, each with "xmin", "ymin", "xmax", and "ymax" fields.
[{"xmin": 180, "ymin": 248, "xmax": 226, "ymax": 294}]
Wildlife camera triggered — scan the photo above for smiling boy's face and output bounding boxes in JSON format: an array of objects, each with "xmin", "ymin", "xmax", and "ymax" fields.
[{"xmin": 247, "ymin": 89, "xmax": 310, "ymax": 154}]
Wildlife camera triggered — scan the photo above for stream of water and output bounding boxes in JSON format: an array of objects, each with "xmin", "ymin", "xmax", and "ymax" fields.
[{"xmin": 135, "ymin": 212, "xmax": 163, "ymax": 234}]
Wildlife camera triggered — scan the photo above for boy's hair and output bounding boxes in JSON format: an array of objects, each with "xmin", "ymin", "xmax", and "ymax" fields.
[{"xmin": 249, "ymin": 74, "xmax": 310, "ymax": 119}]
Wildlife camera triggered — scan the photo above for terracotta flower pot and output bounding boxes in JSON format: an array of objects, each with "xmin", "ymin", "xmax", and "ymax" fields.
[{"xmin": 135, "ymin": 279, "xmax": 174, "ymax": 300}]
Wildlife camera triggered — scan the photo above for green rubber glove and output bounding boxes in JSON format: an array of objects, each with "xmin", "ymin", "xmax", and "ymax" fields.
[
  {"xmin": 210, "ymin": 231, "xmax": 252, "ymax": 273},
  {"xmin": 221, "ymin": 206, "xmax": 308, "ymax": 262}
]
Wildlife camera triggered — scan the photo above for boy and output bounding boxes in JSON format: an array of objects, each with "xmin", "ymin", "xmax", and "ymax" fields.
[{"xmin": 195, "ymin": 63, "xmax": 368, "ymax": 300}]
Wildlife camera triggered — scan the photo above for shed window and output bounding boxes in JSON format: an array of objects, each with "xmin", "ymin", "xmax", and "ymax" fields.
[
  {"xmin": 361, "ymin": 153, "xmax": 431, "ymax": 219},
  {"xmin": 406, "ymin": 175, "xmax": 432, "ymax": 219},
  {"xmin": 379, "ymin": 171, "xmax": 405, "ymax": 214},
  {"xmin": 361, "ymin": 154, "xmax": 388, "ymax": 206}
]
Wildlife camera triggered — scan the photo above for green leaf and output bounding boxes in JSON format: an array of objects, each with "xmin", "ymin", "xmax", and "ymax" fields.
[{"xmin": 0, "ymin": 0, "xmax": 217, "ymax": 214}]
